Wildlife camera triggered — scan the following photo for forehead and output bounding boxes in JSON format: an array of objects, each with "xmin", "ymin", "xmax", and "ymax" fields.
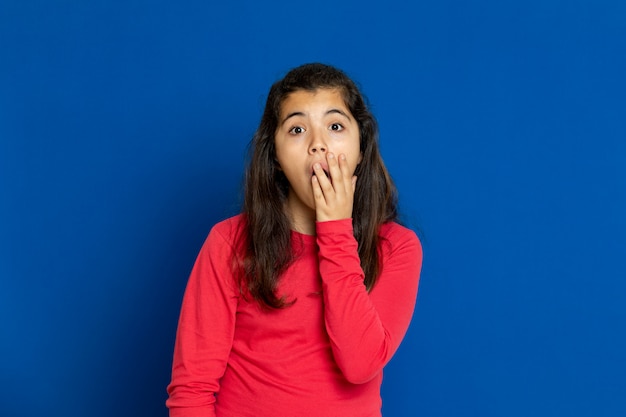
[{"xmin": 279, "ymin": 88, "xmax": 349, "ymax": 115}]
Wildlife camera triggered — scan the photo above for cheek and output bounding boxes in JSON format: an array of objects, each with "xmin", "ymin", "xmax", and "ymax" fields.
[
  {"xmin": 335, "ymin": 134, "xmax": 360, "ymax": 164},
  {"xmin": 350, "ymin": 158, "xmax": 361, "ymax": 176},
  {"xmin": 350, "ymin": 142, "xmax": 362, "ymax": 171},
  {"xmin": 275, "ymin": 157, "xmax": 304, "ymax": 185},
  {"xmin": 349, "ymin": 133, "xmax": 362, "ymax": 162},
  {"xmin": 274, "ymin": 145, "xmax": 294, "ymax": 172}
]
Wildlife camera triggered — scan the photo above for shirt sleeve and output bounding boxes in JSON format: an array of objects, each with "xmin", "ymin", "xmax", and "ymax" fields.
[
  {"xmin": 166, "ymin": 226, "xmax": 240, "ymax": 417},
  {"xmin": 316, "ymin": 219, "xmax": 422, "ymax": 384}
]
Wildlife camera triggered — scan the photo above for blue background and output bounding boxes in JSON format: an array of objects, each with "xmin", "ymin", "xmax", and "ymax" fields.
[{"xmin": 1, "ymin": 1, "xmax": 624, "ymax": 416}]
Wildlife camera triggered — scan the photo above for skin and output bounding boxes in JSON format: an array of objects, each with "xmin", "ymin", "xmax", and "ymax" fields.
[{"xmin": 274, "ymin": 88, "xmax": 362, "ymax": 235}]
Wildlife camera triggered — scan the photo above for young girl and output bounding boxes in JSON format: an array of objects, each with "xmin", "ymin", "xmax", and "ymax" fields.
[{"xmin": 166, "ymin": 63, "xmax": 422, "ymax": 417}]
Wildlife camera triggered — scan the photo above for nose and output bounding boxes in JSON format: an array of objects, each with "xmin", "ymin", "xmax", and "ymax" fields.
[{"xmin": 308, "ymin": 128, "xmax": 328, "ymax": 154}]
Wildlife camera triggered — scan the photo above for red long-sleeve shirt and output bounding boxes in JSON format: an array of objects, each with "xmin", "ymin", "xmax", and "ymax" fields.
[{"xmin": 166, "ymin": 215, "xmax": 422, "ymax": 417}]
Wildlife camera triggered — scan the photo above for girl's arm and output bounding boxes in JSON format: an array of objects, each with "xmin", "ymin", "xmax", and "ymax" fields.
[
  {"xmin": 316, "ymin": 219, "xmax": 422, "ymax": 384},
  {"xmin": 166, "ymin": 226, "xmax": 239, "ymax": 417}
]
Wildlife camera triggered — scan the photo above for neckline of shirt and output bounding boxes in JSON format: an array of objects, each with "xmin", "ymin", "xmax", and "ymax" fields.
[{"xmin": 290, "ymin": 229, "xmax": 317, "ymax": 247}]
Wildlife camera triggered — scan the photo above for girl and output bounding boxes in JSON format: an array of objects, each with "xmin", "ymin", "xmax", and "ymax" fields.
[{"xmin": 166, "ymin": 63, "xmax": 422, "ymax": 417}]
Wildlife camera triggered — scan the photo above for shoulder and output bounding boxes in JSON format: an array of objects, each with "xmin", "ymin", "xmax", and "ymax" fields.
[
  {"xmin": 204, "ymin": 214, "xmax": 248, "ymax": 254},
  {"xmin": 379, "ymin": 222, "xmax": 423, "ymax": 259},
  {"xmin": 211, "ymin": 213, "xmax": 247, "ymax": 237},
  {"xmin": 380, "ymin": 222, "xmax": 421, "ymax": 247}
]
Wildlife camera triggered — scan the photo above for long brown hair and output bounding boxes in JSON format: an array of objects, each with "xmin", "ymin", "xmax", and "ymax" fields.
[{"xmin": 241, "ymin": 63, "xmax": 399, "ymax": 308}]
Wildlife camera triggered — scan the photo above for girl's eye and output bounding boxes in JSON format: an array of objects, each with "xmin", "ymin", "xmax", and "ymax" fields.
[
  {"xmin": 330, "ymin": 123, "xmax": 344, "ymax": 131},
  {"xmin": 289, "ymin": 126, "xmax": 305, "ymax": 135}
]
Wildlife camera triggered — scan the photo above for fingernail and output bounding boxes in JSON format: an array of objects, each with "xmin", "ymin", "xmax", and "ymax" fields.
[
  {"xmin": 314, "ymin": 163, "xmax": 321, "ymax": 169},
  {"xmin": 340, "ymin": 154, "xmax": 346, "ymax": 160},
  {"xmin": 328, "ymin": 153, "xmax": 334, "ymax": 159}
]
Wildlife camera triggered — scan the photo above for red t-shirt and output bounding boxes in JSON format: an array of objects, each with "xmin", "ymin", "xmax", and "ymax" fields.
[{"xmin": 166, "ymin": 215, "xmax": 422, "ymax": 417}]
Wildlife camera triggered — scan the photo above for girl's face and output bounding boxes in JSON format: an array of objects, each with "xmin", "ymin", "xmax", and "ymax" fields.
[{"xmin": 274, "ymin": 88, "xmax": 362, "ymax": 222}]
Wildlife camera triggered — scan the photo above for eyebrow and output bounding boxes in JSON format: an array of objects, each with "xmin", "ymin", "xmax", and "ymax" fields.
[{"xmin": 280, "ymin": 108, "xmax": 352, "ymax": 126}]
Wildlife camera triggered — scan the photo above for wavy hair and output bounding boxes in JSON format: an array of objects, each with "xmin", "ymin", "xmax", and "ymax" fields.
[{"xmin": 241, "ymin": 63, "xmax": 399, "ymax": 308}]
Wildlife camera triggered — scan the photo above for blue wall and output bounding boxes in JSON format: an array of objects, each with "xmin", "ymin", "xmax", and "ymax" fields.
[{"xmin": 1, "ymin": 1, "xmax": 624, "ymax": 416}]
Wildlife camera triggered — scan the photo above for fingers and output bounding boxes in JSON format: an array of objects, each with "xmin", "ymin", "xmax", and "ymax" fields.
[
  {"xmin": 319, "ymin": 153, "xmax": 351, "ymax": 188},
  {"xmin": 311, "ymin": 174, "xmax": 324, "ymax": 206},
  {"xmin": 311, "ymin": 164, "xmax": 327, "ymax": 205},
  {"xmin": 312, "ymin": 161, "xmax": 333, "ymax": 194},
  {"xmin": 312, "ymin": 153, "xmax": 356, "ymax": 221},
  {"xmin": 311, "ymin": 153, "xmax": 348, "ymax": 194},
  {"xmin": 327, "ymin": 153, "xmax": 348, "ymax": 194}
]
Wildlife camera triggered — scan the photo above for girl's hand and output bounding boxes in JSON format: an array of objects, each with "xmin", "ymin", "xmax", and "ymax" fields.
[{"xmin": 312, "ymin": 152, "xmax": 357, "ymax": 222}]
